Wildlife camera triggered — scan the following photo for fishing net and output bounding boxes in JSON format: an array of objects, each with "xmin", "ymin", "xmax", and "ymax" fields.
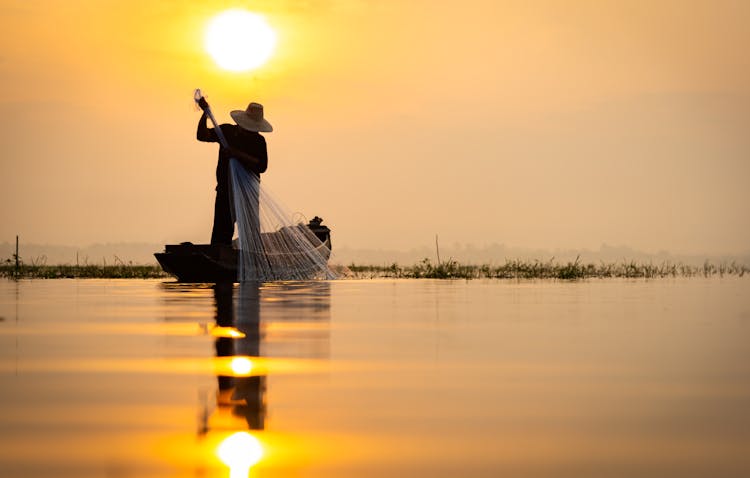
[
  {"xmin": 197, "ymin": 89, "xmax": 336, "ymax": 282},
  {"xmin": 229, "ymin": 160, "xmax": 336, "ymax": 281}
]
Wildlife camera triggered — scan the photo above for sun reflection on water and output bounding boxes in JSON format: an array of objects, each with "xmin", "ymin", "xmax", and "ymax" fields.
[
  {"xmin": 230, "ymin": 357, "xmax": 254, "ymax": 375},
  {"xmin": 217, "ymin": 431, "xmax": 264, "ymax": 478},
  {"xmin": 212, "ymin": 326, "xmax": 247, "ymax": 338}
]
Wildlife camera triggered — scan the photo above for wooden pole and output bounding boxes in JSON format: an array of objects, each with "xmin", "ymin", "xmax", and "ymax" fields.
[{"xmin": 435, "ymin": 234, "xmax": 441, "ymax": 265}]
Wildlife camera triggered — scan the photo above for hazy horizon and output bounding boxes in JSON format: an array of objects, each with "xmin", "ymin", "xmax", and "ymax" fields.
[{"xmin": 2, "ymin": 0, "xmax": 749, "ymax": 256}]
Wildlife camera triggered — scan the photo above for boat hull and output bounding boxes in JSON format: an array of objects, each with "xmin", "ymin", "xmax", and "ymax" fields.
[{"xmin": 155, "ymin": 243, "xmax": 238, "ymax": 283}]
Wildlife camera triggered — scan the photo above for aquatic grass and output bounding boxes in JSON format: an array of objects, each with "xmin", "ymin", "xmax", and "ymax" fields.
[
  {"xmin": 346, "ymin": 259, "xmax": 749, "ymax": 280},
  {"xmin": 2, "ymin": 258, "xmax": 747, "ymax": 281},
  {"xmin": 0, "ymin": 263, "xmax": 169, "ymax": 280},
  {"xmin": 2, "ymin": 249, "xmax": 170, "ymax": 279}
]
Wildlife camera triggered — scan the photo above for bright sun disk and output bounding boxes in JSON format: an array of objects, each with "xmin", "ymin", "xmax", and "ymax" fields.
[{"xmin": 205, "ymin": 9, "xmax": 276, "ymax": 72}]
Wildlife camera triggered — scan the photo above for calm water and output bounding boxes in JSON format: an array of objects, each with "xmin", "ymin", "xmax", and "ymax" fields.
[{"xmin": 0, "ymin": 278, "xmax": 749, "ymax": 478}]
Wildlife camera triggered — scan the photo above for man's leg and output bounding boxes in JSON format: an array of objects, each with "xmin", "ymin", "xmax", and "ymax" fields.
[{"xmin": 210, "ymin": 188, "xmax": 234, "ymax": 245}]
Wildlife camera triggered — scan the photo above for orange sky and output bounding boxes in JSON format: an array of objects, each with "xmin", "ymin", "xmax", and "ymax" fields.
[{"xmin": 1, "ymin": 0, "xmax": 749, "ymax": 255}]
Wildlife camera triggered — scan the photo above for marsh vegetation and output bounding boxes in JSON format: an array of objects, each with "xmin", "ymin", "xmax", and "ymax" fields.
[
  {"xmin": 346, "ymin": 257, "xmax": 749, "ymax": 280},
  {"xmin": 2, "ymin": 255, "xmax": 747, "ymax": 280},
  {"xmin": 0, "ymin": 262, "xmax": 169, "ymax": 279}
]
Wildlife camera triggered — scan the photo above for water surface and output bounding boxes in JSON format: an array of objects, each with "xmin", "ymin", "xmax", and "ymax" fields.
[{"xmin": 1, "ymin": 278, "xmax": 749, "ymax": 477}]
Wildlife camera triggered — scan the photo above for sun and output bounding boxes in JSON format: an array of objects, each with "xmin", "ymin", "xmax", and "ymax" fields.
[{"xmin": 205, "ymin": 9, "xmax": 276, "ymax": 72}]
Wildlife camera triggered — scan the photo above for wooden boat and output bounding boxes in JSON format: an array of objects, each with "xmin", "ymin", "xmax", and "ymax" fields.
[{"xmin": 155, "ymin": 217, "xmax": 331, "ymax": 282}]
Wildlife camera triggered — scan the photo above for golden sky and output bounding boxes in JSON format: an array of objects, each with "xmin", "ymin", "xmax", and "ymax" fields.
[{"xmin": 1, "ymin": 0, "xmax": 749, "ymax": 254}]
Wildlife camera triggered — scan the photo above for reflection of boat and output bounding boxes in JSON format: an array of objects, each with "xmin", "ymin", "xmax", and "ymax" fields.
[
  {"xmin": 158, "ymin": 281, "xmax": 331, "ymax": 473},
  {"xmin": 212, "ymin": 283, "xmax": 266, "ymax": 432},
  {"xmin": 200, "ymin": 281, "xmax": 330, "ymax": 430},
  {"xmin": 155, "ymin": 217, "xmax": 332, "ymax": 283}
]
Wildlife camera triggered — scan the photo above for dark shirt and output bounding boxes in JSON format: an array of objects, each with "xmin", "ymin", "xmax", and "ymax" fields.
[{"xmin": 197, "ymin": 115, "xmax": 268, "ymax": 191}]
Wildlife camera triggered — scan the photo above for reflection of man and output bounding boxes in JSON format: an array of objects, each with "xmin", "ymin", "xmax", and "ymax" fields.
[
  {"xmin": 213, "ymin": 282, "xmax": 266, "ymax": 430},
  {"xmin": 203, "ymin": 282, "xmax": 333, "ymax": 435},
  {"xmin": 197, "ymin": 98, "xmax": 272, "ymax": 246}
]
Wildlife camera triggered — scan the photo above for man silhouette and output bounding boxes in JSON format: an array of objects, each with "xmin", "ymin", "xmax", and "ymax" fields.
[{"xmin": 197, "ymin": 98, "xmax": 272, "ymax": 246}]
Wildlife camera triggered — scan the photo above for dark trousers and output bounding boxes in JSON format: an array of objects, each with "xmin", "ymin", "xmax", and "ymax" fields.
[{"xmin": 211, "ymin": 188, "xmax": 234, "ymax": 245}]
